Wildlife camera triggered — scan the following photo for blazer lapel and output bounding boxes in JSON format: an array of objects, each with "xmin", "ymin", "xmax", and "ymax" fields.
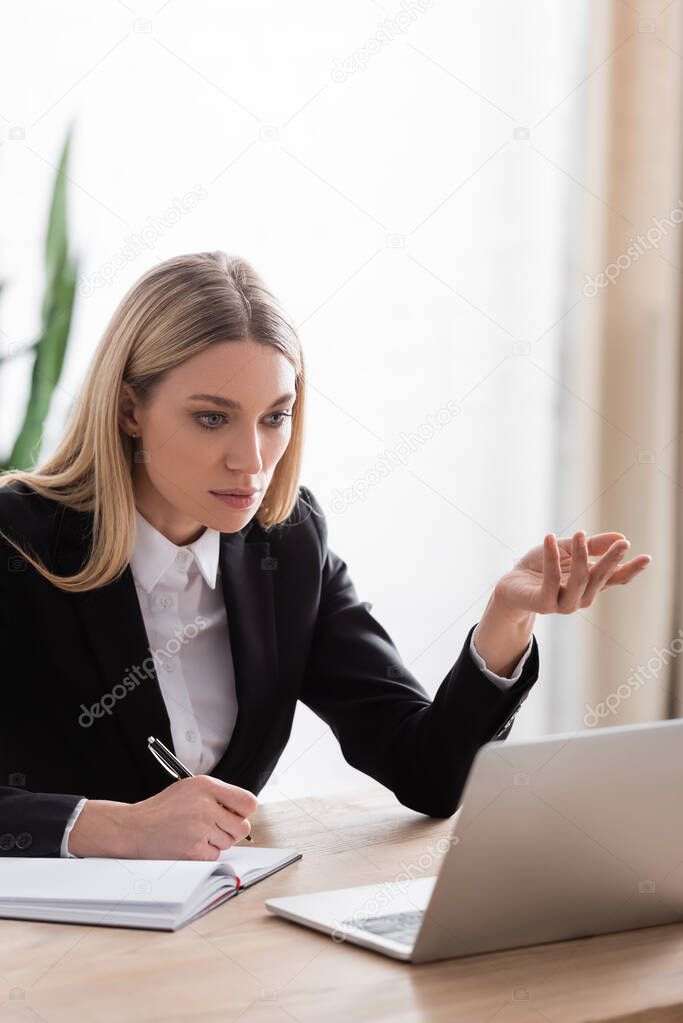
[
  {"xmin": 52, "ymin": 517, "xmax": 176, "ymax": 796},
  {"xmin": 210, "ymin": 532, "xmax": 279, "ymax": 786},
  {"xmin": 51, "ymin": 504, "xmax": 279, "ymax": 795}
]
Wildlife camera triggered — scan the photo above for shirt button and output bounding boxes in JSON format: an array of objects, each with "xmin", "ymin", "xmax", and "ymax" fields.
[
  {"xmin": 175, "ymin": 550, "xmax": 192, "ymax": 568},
  {"xmin": 162, "ymin": 661, "xmax": 174, "ymax": 672},
  {"xmin": 160, "ymin": 595, "xmax": 172, "ymax": 608},
  {"xmin": 185, "ymin": 729, "xmax": 197, "ymax": 742}
]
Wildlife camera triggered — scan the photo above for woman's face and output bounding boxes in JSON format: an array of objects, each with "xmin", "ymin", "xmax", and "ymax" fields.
[{"xmin": 119, "ymin": 339, "xmax": 297, "ymax": 544}]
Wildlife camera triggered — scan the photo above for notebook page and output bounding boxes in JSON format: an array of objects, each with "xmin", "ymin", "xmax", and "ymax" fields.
[
  {"xmin": 0, "ymin": 848, "xmax": 301, "ymax": 916},
  {"xmin": 0, "ymin": 857, "xmax": 225, "ymax": 910},
  {"xmin": 217, "ymin": 846, "xmax": 302, "ymax": 884}
]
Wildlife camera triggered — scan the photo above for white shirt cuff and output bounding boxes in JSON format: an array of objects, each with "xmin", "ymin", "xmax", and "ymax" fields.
[
  {"xmin": 469, "ymin": 631, "xmax": 534, "ymax": 690},
  {"xmin": 60, "ymin": 797, "xmax": 87, "ymax": 857}
]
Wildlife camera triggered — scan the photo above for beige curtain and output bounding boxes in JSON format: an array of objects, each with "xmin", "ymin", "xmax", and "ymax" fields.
[{"xmin": 576, "ymin": 0, "xmax": 683, "ymax": 726}]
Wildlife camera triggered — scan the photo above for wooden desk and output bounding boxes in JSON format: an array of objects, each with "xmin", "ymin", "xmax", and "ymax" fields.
[{"xmin": 2, "ymin": 784, "xmax": 683, "ymax": 1022}]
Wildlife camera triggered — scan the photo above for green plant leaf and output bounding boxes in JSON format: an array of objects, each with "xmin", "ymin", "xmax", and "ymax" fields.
[{"xmin": 4, "ymin": 122, "xmax": 78, "ymax": 471}]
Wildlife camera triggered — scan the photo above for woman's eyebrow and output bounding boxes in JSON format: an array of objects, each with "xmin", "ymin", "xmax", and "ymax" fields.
[{"xmin": 186, "ymin": 392, "xmax": 295, "ymax": 410}]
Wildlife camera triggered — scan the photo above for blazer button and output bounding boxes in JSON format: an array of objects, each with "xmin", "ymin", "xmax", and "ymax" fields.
[
  {"xmin": 0, "ymin": 833, "xmax": 15, "ymax": 851},
  {"xmin": 15, "ymin": 832, "xmax": 32, "ymax": 850}
]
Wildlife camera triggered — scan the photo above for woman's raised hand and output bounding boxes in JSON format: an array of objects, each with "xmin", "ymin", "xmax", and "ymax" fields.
[{"xmin": 494, "ymin": 530, "xmax": 652, "ymax": 617}]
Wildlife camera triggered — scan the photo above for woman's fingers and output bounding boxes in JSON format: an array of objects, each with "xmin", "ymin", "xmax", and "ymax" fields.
[
  {"xmin": 557, "ymin": 531, "xmax": 590, "ymax": 611},
  {"xmin": 530, "ymin": 530, "xmax": 649, "ymax": 614},
  {"xmin": 601, "ymin": 554, "xmax": 652, "ymax": 587},
  {"xmin": 584, "ymin": 532, "xmax": 627, "ymax": 556},
  {"xmin": 556, "ymin": 531, "xmax": 625, "ymax": 556},
  {"xmin": 207, "ymin": 824, "xmax": 237, "ymax": 852},
  {"xmin": 216, "ymin": 804, "xmax": 251, "ymax": 843},
  {"xmin": 540, "ymin": 533, "xmax": 562, "ymax": 606},
  {"xmin": 579, "ymin": 539, "xmax": 631, "ymax": 606}
]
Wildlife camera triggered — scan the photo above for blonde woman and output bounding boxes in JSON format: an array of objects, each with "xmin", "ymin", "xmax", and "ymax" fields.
[{"xmin": 0, "ymin": 251, "xmax": 651, "ymax": 860}]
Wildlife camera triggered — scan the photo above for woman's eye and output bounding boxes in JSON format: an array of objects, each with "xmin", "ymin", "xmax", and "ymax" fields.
[
  {"xmin": 195, "ymin": 411, "xmax": 292, "ymax": 432},
  {"xmin": 267, "ymin": 411, "xmax": 293, "ymax": 428},
  {"xmin": 196, "ymin": 413, "xmax": 226, "ymax": 431}
]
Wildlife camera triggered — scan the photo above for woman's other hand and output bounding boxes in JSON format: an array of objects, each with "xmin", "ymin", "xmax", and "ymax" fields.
[
  {"xmin": 496, "ymin": 530, "xmax": 652, "ymax": 616},
  {"xmin": 471, "ymin": 531, "xmax": 652, "ymax": 678},
  {"xmin": 68, "ymin": 776, "xmax": 258, "ymax": 859}
]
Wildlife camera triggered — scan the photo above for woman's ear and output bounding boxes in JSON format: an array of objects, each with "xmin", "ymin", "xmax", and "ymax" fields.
[{"xmin": 118, "ymin": 381, "xmax": 140, "ymax": 437}]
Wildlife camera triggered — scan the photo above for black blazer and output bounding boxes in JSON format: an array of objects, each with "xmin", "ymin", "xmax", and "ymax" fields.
[{"xmin": 0, "ymin": 480, "xmax": 539, "ymax": 856}]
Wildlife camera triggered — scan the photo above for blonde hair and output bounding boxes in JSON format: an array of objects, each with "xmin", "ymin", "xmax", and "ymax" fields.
[{"xmin": 0, "ymin": 251, "xmax": 306, "ymax": 593}]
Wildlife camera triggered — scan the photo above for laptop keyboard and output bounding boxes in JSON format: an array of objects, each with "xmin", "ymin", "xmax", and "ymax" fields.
[{"xmin": 339, "ymin": 909, "xmax": 424, "ymax": 946}]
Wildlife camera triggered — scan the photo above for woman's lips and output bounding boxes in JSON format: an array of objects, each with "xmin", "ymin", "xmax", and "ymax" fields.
[{"xmin": 210, "ymin": 491, "xmax": 258, "ymax": 509}]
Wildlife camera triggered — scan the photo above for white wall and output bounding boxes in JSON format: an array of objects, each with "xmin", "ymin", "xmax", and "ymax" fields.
[{"xmin": 0, "ymin": 0, "xmax": 588, "ymax": 803}]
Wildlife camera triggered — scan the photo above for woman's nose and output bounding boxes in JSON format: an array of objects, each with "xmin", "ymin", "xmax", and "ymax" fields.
[{"xmin": 224, "ymin": 425, "xmax": 263, "ymax": 475}]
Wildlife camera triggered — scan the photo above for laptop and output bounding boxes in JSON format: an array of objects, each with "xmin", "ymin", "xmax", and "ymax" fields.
[{"xmin": 265, "ymin": 718, "xmax": 683, "ymax": 962}]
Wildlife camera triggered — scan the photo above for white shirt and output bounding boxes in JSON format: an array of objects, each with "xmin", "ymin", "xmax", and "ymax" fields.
[{"xmin": 60, "ymin": 511, "xmax": 533, "ymax": 856}]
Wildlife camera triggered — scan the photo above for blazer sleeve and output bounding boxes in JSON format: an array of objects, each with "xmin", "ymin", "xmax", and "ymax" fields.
[
  {"xmin": 0, "ymin": 536, "xmax": 86, "ymax": 857},
  {"xmin": 298, "ymin": 488, "xmax": 540, "ymax": 819},
  {"xmin": 0, "ymin": 788, "xmax": 85, "ymax": 856}
]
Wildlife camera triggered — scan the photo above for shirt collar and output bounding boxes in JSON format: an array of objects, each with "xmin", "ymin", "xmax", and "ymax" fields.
[{"xmin": 130, "ymin": 508, "xmax": 221, "ymax": 593}]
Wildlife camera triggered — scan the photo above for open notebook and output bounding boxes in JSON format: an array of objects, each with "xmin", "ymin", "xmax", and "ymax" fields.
[{"xmin": 0, "ymin": 845, "xmax": 302, "ymax": 931}]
